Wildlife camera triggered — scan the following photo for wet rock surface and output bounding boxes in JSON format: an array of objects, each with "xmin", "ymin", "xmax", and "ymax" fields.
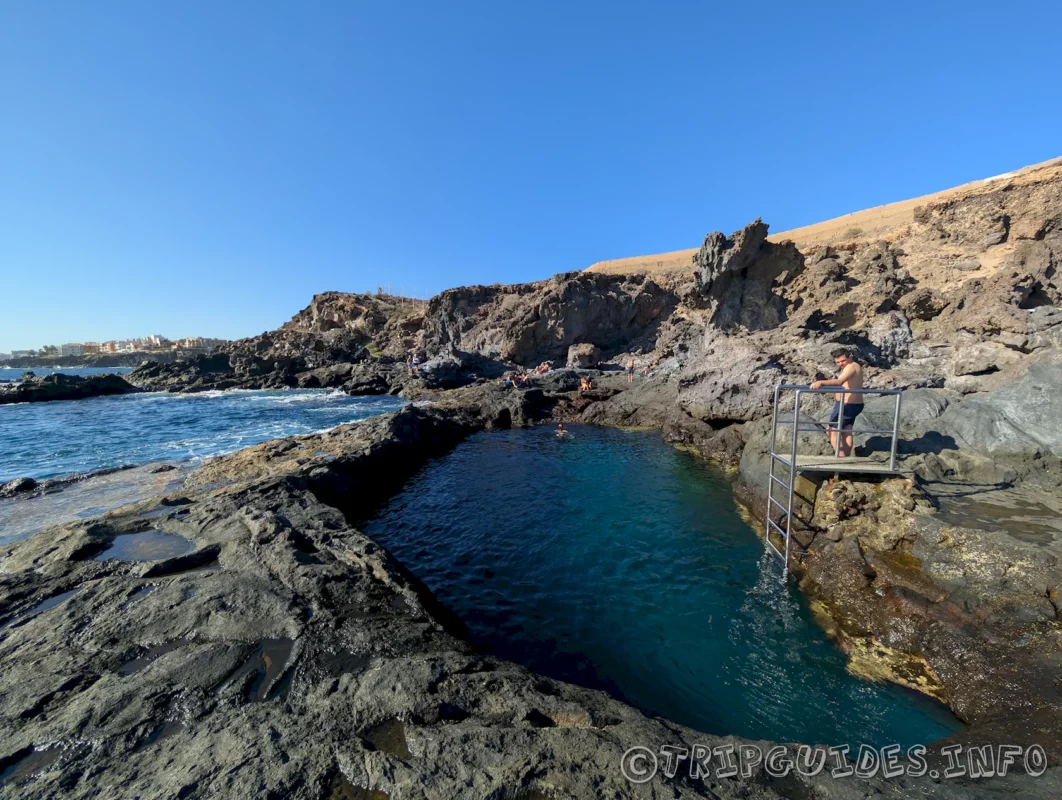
[
  {"xmin": 791, "ymin": 475, "xmax": 1062, "ymax": 739},
  {"xmin": 0, "ymin": 373, "xmax": 139, "ymax": 405}
]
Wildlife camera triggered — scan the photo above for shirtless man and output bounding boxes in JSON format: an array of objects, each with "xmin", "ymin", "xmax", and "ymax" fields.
[{"xmin": 810, "ymin": 347, "xmax": 864, "ymax": 457}]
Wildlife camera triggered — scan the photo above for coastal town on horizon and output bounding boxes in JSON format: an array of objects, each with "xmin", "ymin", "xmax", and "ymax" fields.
[{"xmin": 0, "ymin": 334, "xmax": 229, "ymax": 362}]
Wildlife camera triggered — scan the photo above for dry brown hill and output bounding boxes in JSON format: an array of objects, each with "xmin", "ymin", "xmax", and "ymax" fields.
[{"xmin": 586, "ymin": 155, "xmax": 1062, "ymax": 276}]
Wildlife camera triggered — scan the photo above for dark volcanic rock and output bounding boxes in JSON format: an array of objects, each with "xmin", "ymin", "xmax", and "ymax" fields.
[
  {"xmin": 420, "ymin": 272, "xmax": 678, "ymax": 366},
  {"xmin": 128, "ymin": 293, "xmax": 428, "ymax": 393},
  {"xmin": 4, "ymin": 397, "xmax": 1053, "ymax": 798},
  {"xmin": 0, "ymin": 477, "xmax": 38, "ymax": 498},
  {"xmin": 0, "ymin": 373, "xmax": 139, "ymax": 405},
  {"xmin": 692, "ymin": 218, "xmax": 805, "ymax": 330},
  {"xmin": 37, "ymin": 161, "xmax": 1062, "ymax": 789},
  {"xmin": 937, "ymin": 352, "xmax": 1062, "ymax": 459}
]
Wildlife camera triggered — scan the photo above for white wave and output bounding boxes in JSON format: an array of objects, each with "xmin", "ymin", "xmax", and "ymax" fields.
[
  {"xmin": 271, "ymin": 391, "xmax": 347, "ymax": 404},
  {"xmin": 176, "ymin": 390, "xmax": 229, "ymax": 399}
]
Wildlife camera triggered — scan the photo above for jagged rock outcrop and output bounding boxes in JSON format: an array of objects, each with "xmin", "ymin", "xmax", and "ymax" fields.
[
  {"xmin": 129, "ymin": 294, "xmax": 428, "ymax": 393},
  {"xmin": 0, "ymin": 477, "xmax": 37, "ymax": 498},
  {"xmin": 420, "ymin": 272, "xmax": 678, "ymax": 366},
  {"xmin": 692, "ymin": 218, "xmax": 804, "ymax": 329},
  {"xmin": 0, "ymin": 372, "xmax": 139, "ymax": 405}
]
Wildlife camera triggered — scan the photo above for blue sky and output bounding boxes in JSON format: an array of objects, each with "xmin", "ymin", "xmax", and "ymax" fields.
[{"xmin": 2, "ymin": 1, "xmax": 1060, "ymax": 351}]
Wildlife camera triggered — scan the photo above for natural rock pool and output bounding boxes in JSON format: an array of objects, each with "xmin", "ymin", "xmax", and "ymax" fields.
[{"xmin": 364, "ymin": 424, "xmax": 962, "ymax": 748}]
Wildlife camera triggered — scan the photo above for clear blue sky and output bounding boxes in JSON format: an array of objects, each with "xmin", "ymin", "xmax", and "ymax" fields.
[{"xmin": 2, "ymin": 1, "xmax": 1060, "ymax": 351}]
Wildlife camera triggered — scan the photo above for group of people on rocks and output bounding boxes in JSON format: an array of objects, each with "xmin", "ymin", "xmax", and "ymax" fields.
[
  {"xmin": 624, "ymin": 358, "xmax": 659, "ymax": 383},
  {"xmin": 497, "ymin": 371, "xmax": 534, "ymax": 388},
  {"xmin": 405, "ymin": 352, "xmax": 421, "ymax": 376},
  {"xmin": 496, "ymin": 360, "xmax": 554, "ymax": 388}
]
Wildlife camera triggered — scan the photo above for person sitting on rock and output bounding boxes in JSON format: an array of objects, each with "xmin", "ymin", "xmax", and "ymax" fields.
[
  {"xmin": 579, "ymin": 376, "xmax": 593, "ymax": 391},
  {"xmin": 810, "ymin": 347, "xmax": 864, "ymax": 458}
]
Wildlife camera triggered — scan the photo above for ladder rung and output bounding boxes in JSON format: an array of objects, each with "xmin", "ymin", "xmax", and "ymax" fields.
[
  {"xmin": 766, "ymin": 517, "xmax": 788, "ymax": 537},
  {"xmin": 769, "ymin": 495, "xmax": 788, "ymax": 513},
  {"xmin": 769, "ymin": 474, "xmax": 790, "ymax": 489},
  {"xmin": 764, "ymin": 537, "xmax": 785, "ymax": 561}
]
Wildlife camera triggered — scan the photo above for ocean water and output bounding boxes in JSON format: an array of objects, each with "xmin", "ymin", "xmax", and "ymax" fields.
[
  {"xmin": 364, "ymin": 424, "xmax": 962, "ymax": 748},
  {"xmin": 0, "ymin": 366, "xmax": 133, "ymax": 380},
  {"xmin": 0, "ymin": 389, "xmax": 406, "ymax": 483}
]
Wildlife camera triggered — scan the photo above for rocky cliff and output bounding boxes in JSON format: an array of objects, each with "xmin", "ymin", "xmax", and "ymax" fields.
[{"xmin": 129, "ymin": 274, "xmax": 680, "ymax": 393}]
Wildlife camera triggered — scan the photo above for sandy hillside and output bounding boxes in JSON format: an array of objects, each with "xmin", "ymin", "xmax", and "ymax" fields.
[{"xmin": 586, "ymin": 155, "xmax": 1062, "ymax": 276}]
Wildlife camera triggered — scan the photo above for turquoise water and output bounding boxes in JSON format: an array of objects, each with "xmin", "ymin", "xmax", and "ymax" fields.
[
  {"xmin": 0, "ymin": 389, "xmax": 406, "ymax": 483},
  {"xmin": 364, "ymin": 424, "xmax": 962, "ymax": 748}
]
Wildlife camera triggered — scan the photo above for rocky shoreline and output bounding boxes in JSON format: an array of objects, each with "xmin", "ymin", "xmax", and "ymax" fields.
[
  {"xmin": 2, "ymin": 390, "xmax": 1058, "ymax": 798},
  {"xmin": 2, "ymin": 352, "xmax": 199, "ymax": 370},
  {"xmin": 3, "ymin": 160, "xmax": 1061, "ymax": 795},
  {"xmin": 0, "ymin": 373, "xmax": 140, "ymax": 406}
]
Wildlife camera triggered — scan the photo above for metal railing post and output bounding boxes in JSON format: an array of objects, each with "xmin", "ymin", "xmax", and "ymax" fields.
[
  {"xmin": 768, "ymin": 382, "xmax": 781, "ymax": 459},
  {"xmin": 784, "ymin": 389, "xmax": 801, "ymax": 574},
  {"xmin": 889, "ymin": 390, "xmax": 903, "ymax": 472},
  {"xmin": 762, "ymin": 384, "xmax": 904, "ymax": 573},
  {"xmin": 765, "ymin": 383, "xmax": 781, "ymax": 541},
  {"xmin": 834, "ymin": 388, "xmax": 844, "ymax": 458}
]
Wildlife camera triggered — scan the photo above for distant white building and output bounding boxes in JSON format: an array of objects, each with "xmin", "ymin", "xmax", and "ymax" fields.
[
  {"xmin": 11, "ymin": 350, "xmax": 34, "ymax": 358},
  {"xmin": 59, "ymin": 343, "xmax": 83, "ymax": 356}
]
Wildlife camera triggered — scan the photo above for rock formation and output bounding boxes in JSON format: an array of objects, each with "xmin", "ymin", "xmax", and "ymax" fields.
[
  {"xmin": 4, "ymin": 394, "xmax": 1056, "ymax": 798},
  {"xmin": 0, "ymin": 372, "xmax": 139, "ymax": 405},
  {"xmin": 6, "ymin": 158, "xmax": 1062, "ymax": 795},
  {"xmin": 692, "ymin": 218, "xmax": 804, "ymax": 330},
  {"xmin": 419, "ymin": 272, "xmax": 677, "ymax": 366},
  {"xmin": 565, "ymin": 342, "xmax": 601, "ymax": 368}
]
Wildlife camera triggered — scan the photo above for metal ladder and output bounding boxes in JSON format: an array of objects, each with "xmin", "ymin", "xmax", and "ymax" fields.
[
  {"xmin": 763, "ymin": 384, "xmax": 800, "ymax": 571},
  {"xmin": 762, "ymin": 382, "xmax": 904, "ymax": 574}
]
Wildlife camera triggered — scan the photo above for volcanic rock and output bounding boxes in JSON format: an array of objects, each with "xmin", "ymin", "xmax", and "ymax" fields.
[{"xmin": 0, "ymin": 373, "xmax": 139, "ymax": 405}]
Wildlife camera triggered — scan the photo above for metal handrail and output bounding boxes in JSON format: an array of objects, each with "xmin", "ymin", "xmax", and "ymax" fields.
[
  {"xmin": 770, "ymin": 383, "xmax": 903, "ymax": 471},
  {"xmin": 762, "ymin": 381, "xmax": 904, "ymax": 575},
  {"xmin": 773, "ymin": 385, "xmax": 902, "ymax": 394}
]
